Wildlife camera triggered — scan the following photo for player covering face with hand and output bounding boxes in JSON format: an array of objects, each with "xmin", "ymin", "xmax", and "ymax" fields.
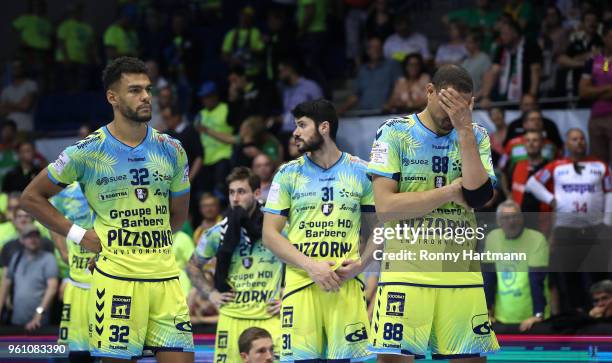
[{"xmin": 367, "ymin": 64, "xmax": 499, "ymax": 362}]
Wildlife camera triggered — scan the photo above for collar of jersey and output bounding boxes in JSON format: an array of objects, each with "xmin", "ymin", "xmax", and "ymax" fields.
[
  {"xmin": 413, "ymin": 113, "xmax": 457, "ymax": 139},
  {"xmin": 103, "ymin": 125, "xmax": 150, "ymax": 150},
  {"xmin": 303, "ymin": 151, "xmax": 345, "ymax": 172}
]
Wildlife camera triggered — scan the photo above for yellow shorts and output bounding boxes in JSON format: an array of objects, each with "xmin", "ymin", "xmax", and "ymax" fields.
[
  {"xmin": 280, "ymin": 279, "xmax": 374, "ymax": 362},
  {"xmin": 369, "ymin": 283, "xmax": 500, "ymax": 359},
  {"xmin": 58, "ymin": 280, "xmax": 90, "ymax": 352},
  {"xmin": 88, "ymin": 269, "xmax": 194, "ymax": 359},
  {"xmin": 214, "ymin": 314, "xmax": 280, "ymax": 362}
]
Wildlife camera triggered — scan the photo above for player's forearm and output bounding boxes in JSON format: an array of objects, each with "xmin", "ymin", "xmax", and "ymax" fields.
[
  {"xmin": 262, "ymin": 227, "xmax": 311, "ymax": 270},
  {"xmin": 375, "ymin": 186, "xmax": 457, "ymax": 222},
  {"xmin": 480, "ymin": 66, "xmax": 500, "ymax": 98},
  {"xmin": 525, "ymin": 176, "xmax": 554, "ymax": 205},
  {"xmin": 189, "ymin": 158, "xmax": 202, "ymax": 181},
  {"xmin": 40, "ymin": 279, "xmax": 58, "ymax": 311},
  {"xmin": 51, "ymin": 232, "xmax": 69, "ymax": 263},
  {"xmin": 0, "ymin": 276, "xmax": 11, "ymax": 314},
  {"xmin": 21, "ymin": 192, "xmax": 74, "ymax": 237},
  {"xmin": 187, "ymin": 257, "xmax": 213, "ymax": 298},
  {"xmin": 457, "ymin": 128, "xmax": 489, "ymax": 189}
]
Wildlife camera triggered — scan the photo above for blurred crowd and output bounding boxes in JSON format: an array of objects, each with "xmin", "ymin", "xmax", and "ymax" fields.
[{"xmin": 0, "ymin": 0, "xmax": 611, "ymax": 334}]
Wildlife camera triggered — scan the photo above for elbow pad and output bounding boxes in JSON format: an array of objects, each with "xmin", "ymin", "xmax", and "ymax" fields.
[{"xmin": 462, "ymin": 179, "xmax": 494, "ymax": 208}]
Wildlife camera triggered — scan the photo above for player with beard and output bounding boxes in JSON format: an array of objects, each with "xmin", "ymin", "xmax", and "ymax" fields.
[
  {"xmin": 263, "ymin": 99, "xmax": 377, "ymax": 361},
  {"xmin": 21, "ymin": 57, "xmax": 194, "ymax": 362}
]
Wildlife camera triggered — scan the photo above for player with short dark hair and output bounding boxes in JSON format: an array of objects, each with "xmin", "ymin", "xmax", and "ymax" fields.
[
  {"xmin": 263, "ymin": 98, "xmax": 377, "ymax": 361},
  {"xmin": 368, "ymin": 64, "xmax": 499, "ymax": 362},
  {"xmin": 20, "ymin": 56, "xmax": 194, "ymax": 362}
]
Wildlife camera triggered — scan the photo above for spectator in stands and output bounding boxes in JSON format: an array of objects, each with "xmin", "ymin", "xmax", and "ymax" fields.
[
  {"xmin": 462, "ymin": 29, "xmax": 492, "ymax": 96},
  {"xmin": 227, "ymin": 65, "xmax": 281, "ymax": 126},
  {"xmin": 0, "ymin": 224, "xmax": 58, "ymax": 331},
  {"xmin": 481, "ymin": 18, "xmax": 542, "ymax": 105},
  {"xmin": 222, "ymin": 6, "xmax": 264, "ymax": 78},
  {"xmin": 12, "ymin": 0, "xmax": 52, "ymax": 68},
  {"xmin": 589, "ymin": 280, "xmax": 612, "ymax": 319},
  {"xmin": 344, "ymin": 0, "xmax": 370, "ymax": 70},
  {"xmin": 0, "ymin": 121, "xmax": 19, "ymax": 187},
  {"xmin": 296, "ymin": 0, "xmax": 329, "ymax": 94},
  {"xmin": 579, "ymin": 20, "xmax": 612, "ymax": 166},
  {"xmin": 558, "ymin": 11, "xmax": 602, "ymax": 96},
  {"xmin": 503, "ymin": 0, "xmax": 535, "ymax": 31},
  {"xmin": 509, "ymin": 130, "xmax": 552, "ymax": 232},
  {"xmin": 526, "ymin": 128, "xmax": 612, "ymax": 313},
  {"xmin": 483, "ymin": 200, "xmax": 549, "ymax": 331},
  {"xmin": 276, "ymin": 58, "xmax": 323, "ymax": 144},
  {"xmin": 78, "ymin": 123, "xmax": 94, "ymax": 139},
  {"xmin": 538, "ymin": 5, "xmax": 569, "ymax": 97},
  {"xmin": 435, "ymin": 21, "xmax": 468, "ymax": 68},
  {"xmin": 252, "ymin": 154, "xmax": 275, "ymax": 202},
  {"xmin": 138, "ymin": 8, "xmax": 169, "ymax": 63},
  {"xmin": 162, "ymin": 105, "xmax": 203, "ymax": 183},
  {"xmin": 383, "ymin": 13, "xmax": 431, "ymax": 62},
  {"xmin": 103, "ymin": 6, "xmax": 139, "ymax": 59},
  {"xmin": 146, "ymin": 59, "xmax": 170, "ymax": 131},
  {"xmin": 338, "ymin": 36, "xmax": 401, "ymax": 115},
  {"xmin": 0, "ymin": 203, "xmax": 53, "ymax": 261},
  {"xmin": 499, "ymin": 110, "xmax": 559, "ymax": 175},
  {"xmin": 238, "ymin": 327, "xmax": 275, "ymax": 363},
  {"xmin": 504, "ymin": 94, "xmax": 564, "ymax": 150},
  {"xmin": 365, "ymin": 0, "xmax": 393, "ymax": 42},
  {"xmin": 263, "ymin": 8, "xmax": 294, "ymax": 82},
  {"xmin": 383, "ymin": 53, "xmax": 430, "ymax": 113},
  {"xmin": 489, "ymin": 107, "xmax": 507, "ymax": 156},
  {"xmin": 193, "ymin": 193, "xmax": 222, "ymax": 244},
  {"xmin": 2, "ymin": 141, "xmax": 41, "ymax": 193},
  {"xmin": 55, "ymin": 2, "xmax": 97, "ymax": 91},
  {"xmin": 194, "ymin": 81, "xmax": 233, "ymax": 199},
  {"xmin": 163, "ymin": 12, "xmax": 199, "ymax": 84},
  {"xmin": 443, "ymin": 0, "xmax": 500, "ymax": 53},
  {"xmin": 0, "ymin": 60, "xmax": 38, "ymax": 132}
]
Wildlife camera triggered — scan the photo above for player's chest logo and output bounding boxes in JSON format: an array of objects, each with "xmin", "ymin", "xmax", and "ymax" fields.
[
  {"xmin": 135, "ymin": 187, "xmax": 148, "ymax": 202},
  {"xmin": 242, "ymin": 257, "xmax": 253, "ymax": 269},
  {"xmin": 321, "ymin": 203, "xmax": 334, "ymax": 216}
]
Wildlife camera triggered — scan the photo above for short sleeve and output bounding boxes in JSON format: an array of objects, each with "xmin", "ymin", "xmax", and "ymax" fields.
[
  {"xmin": 103, "ymin": 26, "xmax": 118, "ymax": 47},
  {"xmin": 221, "ymin": 30, "xmax": 234, "ymax": 53},
  {"xmin": 5, "ymin": 253, "xmax": 18, "ymax": 280},
  {"xmin": 251, "ymin": 29, "xmax": 264, "ymax": 51},
  {"xmin": 263, "ymin": 167, "xmax": 292, "ymax": 216},
  {"xmin": 367, "ymin": 121, "xmax": 402, "ymax": 181},
  {"xmin": 57, "ymin": 21, "xmax": 67, "ymax": 40},
  {"xmin": 476, "ymin": 125, "xmax": 497, "ymax": 186},
  {"xmin": 47, "ymin": 145, "xmax": 81, "ymax": 186},
  {"xmin": 170, "ymin": 142, "xmax": 190, "ymax": 197},
  {"xmin": 527, "ymin": 232, "xmax": 549, "ymax": 267},
  {"xmin": 194, "ymin": 227, "xmax": 221, "ymax": 262},
  {"xmin": 603, "ymin": 163, "xmax": 612, "ymax": 193},
  {"xmin": 12, "ymin": 15, "xmax": 25, "ymax": 30}
]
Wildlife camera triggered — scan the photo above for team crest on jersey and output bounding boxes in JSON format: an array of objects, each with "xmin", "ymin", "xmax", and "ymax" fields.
[
  {"xmin": 434, "ymin": 176, "xmax": 446, "ymax": 188},
  {"xmin": 242, "ymin": 257, "xmax": 253, "ymax": 269},
  {"xmin": 135, "ymin": 187, "xmax": 148, "ymax": 202},
  {"xmin": 111, "ymin": 295, "xmax": 131, "ymax": 319},
  {"xmin": 321, "ymin": 203, "xmax": 334, "ymax": 216},
  {"xmin": 282, "ymin": 306, "xmax": 294, "ymax": 328},
  {"xmin": 386, "ymin": 292, "xmax": 405, "ymax": 316}
]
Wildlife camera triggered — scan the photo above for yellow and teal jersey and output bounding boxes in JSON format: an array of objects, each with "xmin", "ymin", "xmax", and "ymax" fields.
[
  {"xmin": 194, "ymin": 216, "xmax": 283, "ymax": 320},
  {"xmin": 47, "ymin": 126, "xmax": 190, "ymax": 281},
  {"xmin": 50, "ymin": 182, "xmax": 95, "ymax": 284},
  {"xmin": 368, "ymin": 114, "xmax": 496, "ymax": 287},
  {"xmin": 263, "ymin": 152, "xmax": 375, "ymax": 292}
]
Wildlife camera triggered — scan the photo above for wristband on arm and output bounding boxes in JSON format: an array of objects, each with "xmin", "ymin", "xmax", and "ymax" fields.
[{"xmin": 67, "ymin": 224, "xmax": 87, "ymax": 244}]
